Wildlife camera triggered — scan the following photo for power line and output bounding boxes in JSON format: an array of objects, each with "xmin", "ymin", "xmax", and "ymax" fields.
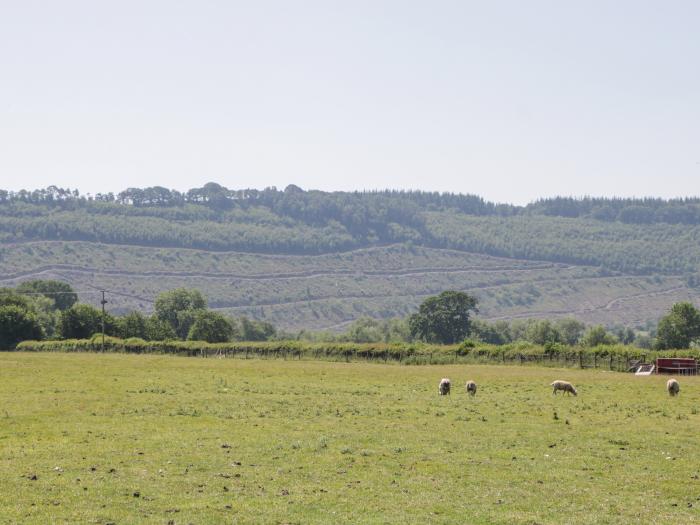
[{"xmin": 1, "ymin": 290, "xmax": 101, "ymax": 295}]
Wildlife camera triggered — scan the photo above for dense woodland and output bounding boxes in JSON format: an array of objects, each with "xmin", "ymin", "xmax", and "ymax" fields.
[{"xmin": 2, "ymin": 184, "xmax": 700, "ymax": 276}]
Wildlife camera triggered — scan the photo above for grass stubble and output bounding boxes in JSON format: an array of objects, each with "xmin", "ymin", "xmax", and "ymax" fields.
[{"xmin": 1, "ymin": 353, "xmax": 699, "ymax": 524}]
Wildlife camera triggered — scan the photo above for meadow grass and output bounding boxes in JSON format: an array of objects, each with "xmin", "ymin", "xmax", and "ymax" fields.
[{"xmin": 1, "ymin": 352, "xmax": 699, "ymax": 524}]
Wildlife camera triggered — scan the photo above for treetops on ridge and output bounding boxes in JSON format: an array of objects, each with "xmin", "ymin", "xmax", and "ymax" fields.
[{"xmin": 2, "ymin": 183, "xmax": 700, "ymax": 225}]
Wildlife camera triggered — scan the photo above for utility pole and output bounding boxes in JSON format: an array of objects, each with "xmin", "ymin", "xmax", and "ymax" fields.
[{"xmin": 100, "ymin": 290, "xmax": 107, "ymax": 352}]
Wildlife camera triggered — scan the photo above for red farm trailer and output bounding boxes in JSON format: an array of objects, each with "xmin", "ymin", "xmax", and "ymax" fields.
[{"xmin": 655, "ymin": 357, "xmax": 698, "ymax": 376}]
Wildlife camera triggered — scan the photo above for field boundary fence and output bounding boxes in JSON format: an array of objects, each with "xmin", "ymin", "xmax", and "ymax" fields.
[{"xmin": 11, "ymin": 337, "xmax": 700, "ymax": 373}]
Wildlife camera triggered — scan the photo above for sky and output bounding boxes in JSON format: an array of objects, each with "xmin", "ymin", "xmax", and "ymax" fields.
[{"xmin": 0, "ymin": 1, "xmax": 698, "ymax": 205}]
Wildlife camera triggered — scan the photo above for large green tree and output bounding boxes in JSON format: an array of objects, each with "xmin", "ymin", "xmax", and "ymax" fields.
[
  {"xmin": 0, "ymin": 289, "xmax": 60, "ymax": 340},
  {"xmin": 117, "ymin": 311, "xmax": 149, "ymax": 339},
  {"xmin": 145, "ymin": 315, "xmax": 177, "ymax": 341},
  {"xmin": 15, "ymin": 280, "xmax": 78, "ymax": 311},
  {"xmin": 60, "ymin": 304, "xmax": 115, "ymax": 339},
  {"xmin": 0, "ymin": 289, "xmax": 32, "ymax": 309},
  {"xmin": 187, "ymin": 311, "xmax": 235, "ymax": 343},
  {"xmin": 655, "ymin": 302, "xmax": 700, "ymax": 349},
  {"xmin": 0, "ymin": 305, "xmax": 43, "ymax": 348},
  {"xmin": 154, "ymin": 288, "xmax": 207, "ymax": 339},
  {"xmin": 408, "ymin": 291, "xmax": 478, "ymax": 344}
]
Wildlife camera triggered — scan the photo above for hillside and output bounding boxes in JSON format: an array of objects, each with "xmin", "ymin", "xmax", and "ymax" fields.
[{"xmin": 1, "ymin": 184, "xmax": 700, "ymax": 331}]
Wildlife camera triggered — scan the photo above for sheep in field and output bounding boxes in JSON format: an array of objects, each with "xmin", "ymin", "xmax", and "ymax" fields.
[
  {"xmin": 551, "ymin": 380, "xmax": 577, "ymax": 396},
  {"xmin": 465, "ymin": 380, "xmax": 477, "ymax": 396},
  {"xmin": 667, "ymin": 378, "xmax": 680, "ymax": 397},
  {"xmin": 438, "ymin": 378, "xmax": 451, "ymax": 396}
]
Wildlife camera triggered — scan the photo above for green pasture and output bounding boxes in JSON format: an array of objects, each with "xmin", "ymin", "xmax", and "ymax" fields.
[{"xmin": 1, "ymin": 353, "xmax": 699, "ymax": 524}]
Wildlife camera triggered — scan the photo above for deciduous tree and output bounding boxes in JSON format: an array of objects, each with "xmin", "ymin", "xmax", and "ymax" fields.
[
  {"xmin": 408, "ymin": 291, "xmax": 478, "ymax": 344},
  {"xmin": 655, "ymin": 302, "xmax": 700, "ymax": 349}
]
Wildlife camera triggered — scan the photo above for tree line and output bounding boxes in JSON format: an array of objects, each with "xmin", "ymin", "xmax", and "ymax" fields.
[
  {"xmin": 3, "ymin": 184, "xmax": 700, "ymax": 276},
  {"xmin": 526, "ymin": 196, "xmax": 700, "ymax": 225},
  {"xmin": 2, "ymin": 282, "xmax": 698, "ymax": 351},
  {"xmin": 3, "ymin": 184, "xmax": 699, "ymax": 224},
  {"xmin": 290, "ymin": 291, "xmax": 698, "ymax": 351},
  {"xmin": 0, "ymin": 281, "xmax": 276, "ymax": 349}
]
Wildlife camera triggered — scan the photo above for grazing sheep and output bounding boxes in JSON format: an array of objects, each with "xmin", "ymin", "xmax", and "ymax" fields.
[
  {"xmin": 465, "ymin": 380, "xmax": 477, "ymax": 396},
  {"xmin": 438, "ymin": 378, "xmax": 451, "ymax": 396},
  {"xmin": 667, "ymin": 378, "xmax": 680, "ymax": 397},
  {"xmin": 551, "ymin": 380, "xmax": 577, "ymax": 396}
]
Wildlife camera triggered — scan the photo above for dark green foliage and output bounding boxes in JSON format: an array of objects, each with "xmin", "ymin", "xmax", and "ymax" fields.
[
  {"xmin": 408, "ymin": 291, "xmax": 478, "ymax": 344},
  {"xmin": 527, "ymin": 197, "xmax": 700, "ymax": 225},
  {"xmin": 187, "ymin": 311, "xmax": 235, "ymax": 343},
  {"xmin": 0, "ymin": 288, "xmax": 61, "ymax": 340},
  {"xmin": 617, "ymin": 206, "xmax": 655, "ymax": 224},
  {"xmin": 3, "ymin": 185, "xmax": 700, "ymax": 277},
  {"xmin": 154, "ymin": 288, "xmax": 207, "ymax": 339},
  {"xmin": 524, "ymin": 320, "xmax": 562, "ymax": 345},
  {"xmin": 339, "ymin": 317, "xmax": 409, "ymax": 344},
  {"xmin": 0, "ymin": 283, "xmax": 83, "ymax": 341},
  {"xmin": 238, "ymin": 317, "xmax": 275, "ymax": 342},
  {"xmin": 0, "ymin": 305, "xmax": 42, "ymax": 348},
  {"xmin": 15, "ymin": 280, "xmax": 77, "ymax": 310},
  {"xmin": 424, "ymin": 213, "xmax": 700, "ymax": 275},
  {"xmin": 340, "ymin": 317, "xmax": 385, "ymax": 344},
  {"xmin": 117, "ymin": 311, "xmax": 149, "ymax": 339},
  {"xmin": 60, "ymin": 304, "xmax": 115, "ymax": 339},
  {"xmin": 613, "ymin": 326, "xmax": 636, "ymax": 345},
  {"xmin": 634, "ymin": 333, "xmax": 654, "ymax": 349},
  {"xmin": 655, "ymin": 302, "xmax": 700, "ymax": 349},
  {"xmin": 145, "ymin": 315, "xmax": 177, "ymax": 341},
  {"xmin": 471, "ymin": 320, "xmax": 511, "ymax": 345},
  {"xmin": 295, "ymin": 317, "xmax": 411, "ymax": 344},
  {"xmin": 0, "ymin": 289, "xmax": 32, "ymax": 310},
  {"xmin": 582, "ymin": 325, "xmax": 618, "ymax": 347},
  {"xmin": 555, "ymin": 318, "xmax": 586, "ymax": 345}
]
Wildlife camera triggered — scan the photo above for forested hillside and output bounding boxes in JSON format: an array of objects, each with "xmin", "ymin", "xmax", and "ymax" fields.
[
  {"xmin": 2, "ymin": 184, "xmax": 700, "ymax": 274},
  {"xmin": 1, "ymin": 184, "xmax": 699, "ymax": 331}
]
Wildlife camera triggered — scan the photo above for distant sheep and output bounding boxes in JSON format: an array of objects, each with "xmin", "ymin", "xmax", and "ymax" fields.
[
  {"xmin": 465, "ymin": 380, "xmax": 477, "ymax": 396},
  {"xmin": 667, "ymin": 378, "xmax": 680, "ymax": 397},
  {"xmin": 551, "ymin": 380, "xmax": 577, "ymax": 396},
  {"xmin": 438, "ymin": 378, "xmax": 451, "ymax": 396}
]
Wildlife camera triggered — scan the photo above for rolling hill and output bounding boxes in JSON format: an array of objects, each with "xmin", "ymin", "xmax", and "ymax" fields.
[{"xmin": 1, "ymin": 184, "xmax": 699, "ymax": 331}]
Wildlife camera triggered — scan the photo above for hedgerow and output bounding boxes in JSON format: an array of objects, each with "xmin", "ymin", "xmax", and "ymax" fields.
[{"xmin": 14, "ymin": 336, "xmax": 700, "ymax": 370}]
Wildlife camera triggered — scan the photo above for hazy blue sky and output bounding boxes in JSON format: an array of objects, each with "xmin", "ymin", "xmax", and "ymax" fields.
[{"xmin": 1, "ymin": 1, "xmax": 698, "ymax": 204}]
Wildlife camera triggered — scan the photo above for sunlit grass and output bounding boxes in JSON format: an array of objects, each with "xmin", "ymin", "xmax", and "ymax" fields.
[{"xmin": 1, "ymin": 353, "xmax": 698, "ymax": 524}]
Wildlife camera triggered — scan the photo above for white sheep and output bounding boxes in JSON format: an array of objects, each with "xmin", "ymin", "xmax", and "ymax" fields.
[
  {"xmin": 551, "ymin": 380, "xmax": 577, "ymax": 396},
  {"xmin": 667, "ymin": 378, "xmax": 680, "ymax": 397},
  {"xmin": 438, "ymin": 378, "xmax": 451, "ymax": 396},
  {"xmin": 465, "ymin": 380, "xmax": 477, "ymax": 396}
]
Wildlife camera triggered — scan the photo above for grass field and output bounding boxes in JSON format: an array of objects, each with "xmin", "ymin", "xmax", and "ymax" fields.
[{"xmin": 1, "ymin": 353, "xmax": 699, "ymax": 524}]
